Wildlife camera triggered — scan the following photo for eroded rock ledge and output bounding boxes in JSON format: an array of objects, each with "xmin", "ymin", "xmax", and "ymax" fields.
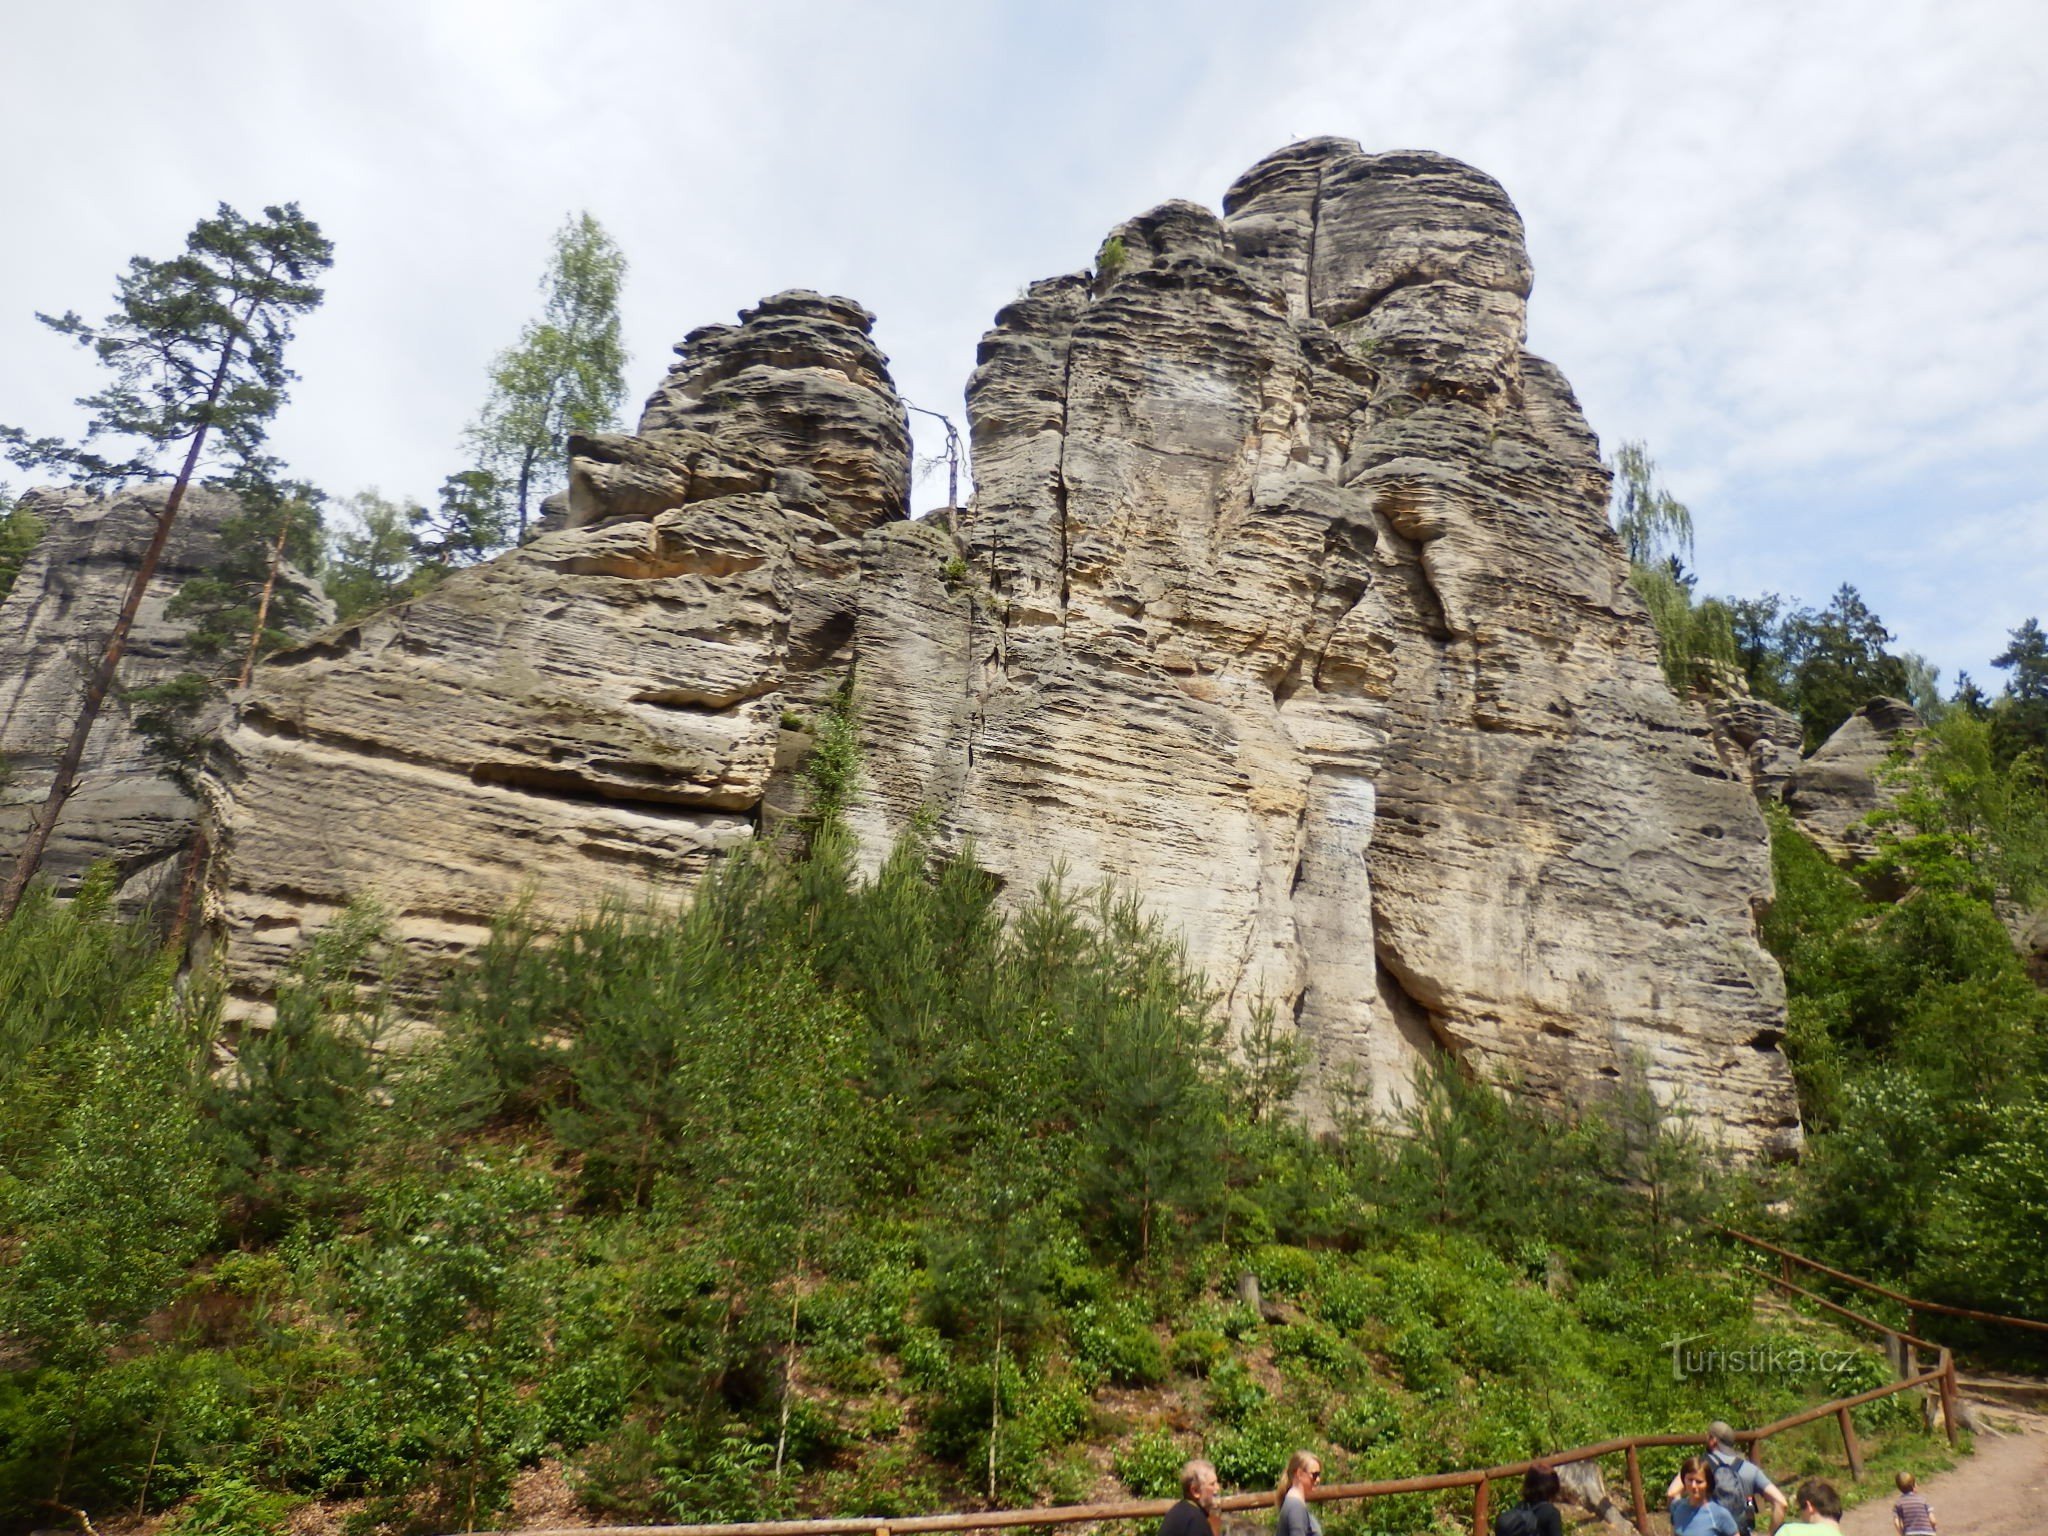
[
  {"xmin": 203, "ymin": 146, "xmax": 1801, "ymax": 1154},
  {"xmin": 203, "ymin": 293, "xmax": 909, "ymax": 1016}
]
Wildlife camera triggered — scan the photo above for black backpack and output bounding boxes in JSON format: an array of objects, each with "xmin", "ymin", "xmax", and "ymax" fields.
[
  {"xmin": 1707, "ymin": 1450, "xmax": 1759, "ymax": 1533},
  {"xmin": 1493, "ymin": 1503, "xmax": 1541, "ymax": 1536}
]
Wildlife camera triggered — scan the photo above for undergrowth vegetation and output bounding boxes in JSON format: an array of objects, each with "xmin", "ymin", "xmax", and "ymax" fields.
[
  {"xmin": 0, "ymin": 733, "xmax": 1974, "ymax": 1534},
  {"xmin": 1763, "ymin": 712, "xmax": 2048, "ymax": 1339}
]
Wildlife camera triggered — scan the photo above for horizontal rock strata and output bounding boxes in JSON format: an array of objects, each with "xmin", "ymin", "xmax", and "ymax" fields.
[{"xmin": 203, "ymin": 292, "xmax": 909, "ymax": 1016}]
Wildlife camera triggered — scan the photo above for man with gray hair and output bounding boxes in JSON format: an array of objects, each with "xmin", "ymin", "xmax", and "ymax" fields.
[
  {"xmin": 1159, "ymin": 1458, "xmax": 1221, "ymax": 1536},
  {"xmin": 1665, "ymin": 1422, "xmax": 1786, "ymax": 1534}
]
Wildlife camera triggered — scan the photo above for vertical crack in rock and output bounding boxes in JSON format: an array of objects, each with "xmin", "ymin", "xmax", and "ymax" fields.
[{"xmin": 853, "ymin": 142, "xmax": 1800, "ymax": 1156}]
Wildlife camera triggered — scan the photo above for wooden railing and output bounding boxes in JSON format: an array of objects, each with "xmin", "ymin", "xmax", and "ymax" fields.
[
  {"xmin": 481, "ymin": 1236, "xmax": 1985, "ymax": 1536},
  {"xmin": 1716, "ymin": 1225, "xmax": 2048, "ymax": 1339}
]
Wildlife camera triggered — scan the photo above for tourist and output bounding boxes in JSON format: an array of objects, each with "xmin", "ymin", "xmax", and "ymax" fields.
[
  {"xmin": 1663, "ymin": 1421, "xmax": 1786, "ymax": 1534},
  {"xmin": 1160, "ymin": 1458, "xmax": 1222, "ymax": 1536},
  {"xmin": 1778, "ymin": 1479, "xmax": 1844, "ymax": 1535},
  {"xmin": 1668, "ymin": 1457, "xmax": 1739, "ymax": 1536},
  {"xmin": 1493, "ymin": 1463, "xmax": 1565, "ymax": 1536},
  {"xmin": 1274, "ymin": 1450, "xmax": 1323, "ymax": 1536},
  {"xmin": 1891, "ymin": 1472, "xmax": 1937, "ymax": 1535}
]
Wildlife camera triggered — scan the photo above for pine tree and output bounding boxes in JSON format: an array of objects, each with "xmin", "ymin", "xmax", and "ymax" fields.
[
  {"xmin": 467, "ymin": 213, "xmax": 628, "ymax": 544},
  {"xmin": 126, "ymin": 471, "xmax": 328, "ymax": 789},
  {"xmin": 0, "ymin": 203, "xmax": 332, "ymax": 919},
  {"xmin": 1991, "ymin": 617, "xmax": 2048, "ymax": 764},
  {"xmin": 1781, "ymin": 584, "xmax": 1909, "ymax": 748}
]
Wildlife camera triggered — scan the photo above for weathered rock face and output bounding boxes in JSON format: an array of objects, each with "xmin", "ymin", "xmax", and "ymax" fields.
[
  {"xmin": 203, "ymin": 292, "xmax": 909, "ymax": 1016},
  {"xmin": 851, "ymin": 141, "xmax": 1798, "ymax": 1153},
  {"xmin": 0, "ymin": 486, "xmax": 242, "ymax": 910},
  {"xmin": 1712, "ymin": 698, "xmax": 1806, "ymax": 802},
  {"xmin": 1780, "ymin": 697, "xmax": 1923, "ymax": 867},
  {"xmin": 200, "ymin": 148, "xmax": 1800, "ymax": 1154}
]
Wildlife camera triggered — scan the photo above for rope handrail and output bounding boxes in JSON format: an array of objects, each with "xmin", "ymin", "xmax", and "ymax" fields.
[
  {"xmin": 1717, "ymin": 1226, "xmax": 2048, "ymax": 1336},
  {"xmin": 468, "ymin": 1245, "xmax": 1975, "ymax": 1536}
]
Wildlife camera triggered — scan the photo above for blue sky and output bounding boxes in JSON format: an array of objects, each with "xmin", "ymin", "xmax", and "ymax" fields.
[{"xmin": 1, "ymin": 0, "xmax": 2041, "ymax": 690}]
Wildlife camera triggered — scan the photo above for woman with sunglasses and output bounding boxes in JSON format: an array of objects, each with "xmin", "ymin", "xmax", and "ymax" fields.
[{"xmin": 1275, "ymin": 1452, "xmax": 1324, "ymax": 1536}]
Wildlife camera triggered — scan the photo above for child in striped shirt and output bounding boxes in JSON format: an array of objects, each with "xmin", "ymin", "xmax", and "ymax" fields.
[{"xmin": 1892, "ymin": 1471, "xmax": 1937, "ymax": 1535}]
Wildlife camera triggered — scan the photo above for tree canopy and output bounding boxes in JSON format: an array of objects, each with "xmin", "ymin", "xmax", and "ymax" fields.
[{"xmin": 466, "ymin": 212, "xmax": 628, "ymax": 544}]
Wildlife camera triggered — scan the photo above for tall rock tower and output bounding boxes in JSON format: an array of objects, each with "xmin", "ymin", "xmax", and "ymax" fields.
[{"xmin": 201, "ymin": 146, "xmax": 1800, "ymax": 1154}]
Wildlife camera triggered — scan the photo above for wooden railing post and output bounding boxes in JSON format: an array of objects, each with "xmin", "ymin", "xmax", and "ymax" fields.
[
  {"xmin": 1836, "ymin": 1405, "xmax": 1865, "ymax": 1481},
  {"xmin": 1939, "ymin": 1352, "xmax": 1960, "ymax": 1448},
  {"xmin": 1471, "ymin": 1475, "xmax": 1489, "ymax": 1536},
  {"xmin": 1625, "ymin": 1444, "xmax": 1649, "ymax": 1534}
]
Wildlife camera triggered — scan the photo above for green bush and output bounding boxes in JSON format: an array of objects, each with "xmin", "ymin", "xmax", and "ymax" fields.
[
  {"xmin": 1113, "ymin": 1427, "xmax": 1187, "ymax": 1496},
  {"xmin": 1072, "ymin": 1303, "xmax": 1167, "ymax": 1386},
  {"xmin": 167, "ymin": 1472, "xmax": 297, "ymax": 1536},
  {"xmin": 1170, "ymin": 1327, "xmax": 1229, "ymax": 1377}
]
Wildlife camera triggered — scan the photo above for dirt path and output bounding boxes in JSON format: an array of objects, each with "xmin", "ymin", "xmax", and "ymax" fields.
[{"xmin": 1839, "ymin": 1411, "xmax": 2048, "ymax": 1536}]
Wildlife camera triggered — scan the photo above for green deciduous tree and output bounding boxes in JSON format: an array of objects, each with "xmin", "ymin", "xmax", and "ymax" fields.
[
  {"xmin": 1606, "ymin": 441, "xmax": 1738, "ymax": 697},
  {"xmin": 467, "ymin": 213, "xmax": 628, "ymax": 543},
  {"xmin": 0, "ymin": 203, "xmax": 332, "ymax": 919},
  {"xmin": 322, "ymin": 489, "xmax": 430, "ymax": 620}
]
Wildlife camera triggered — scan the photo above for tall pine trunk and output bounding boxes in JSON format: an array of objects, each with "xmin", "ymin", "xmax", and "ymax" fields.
[
  {"xmin": 236, "ymin": 519, "xmax": 292, "ymax": 687},
  {"xmin": 0, "ymin": 333, "xmax": 238, "ymax": 921}
]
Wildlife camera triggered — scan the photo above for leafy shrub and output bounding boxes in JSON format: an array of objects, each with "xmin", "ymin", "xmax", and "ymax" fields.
[
  {"xmin": 1204, "ymin": 1359, "xmax": 1269, "ymax": 1428},
  {"xmin": 1171, "ymin": 1327, "xmax": 1229, "ymax": 1377},
  {"xmin": 1207, "ymin": 1411, "xmax": 1297, "ymax": 1490},
  {"xmin": 1072, "ymin": 1303, "xmax": 1167, "ymax": 1386},
  {"xmin": 1113, "ymin": 1427, "xmax": 1187, "ymax": 1496},
  {"xmin": 1327, "ymin": 1384, "xmax": 1400, "ymax": 1450},
  {"xmin": 1247, "ymin": 1244, "xmax": 1319, "ymax": 1298},
  {"xmin": 166, "ymin": 1472, "xmax": 298, "ymax": 1536}
]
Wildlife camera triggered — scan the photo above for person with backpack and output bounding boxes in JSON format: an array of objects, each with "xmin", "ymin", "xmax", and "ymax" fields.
[
  {"xmin": 1494, "ymin": 1463, "xmax": 1564, "ymax": 1536},
  {"xmin": 1668, "ymin": 1457, "xmax": 1739, "ymax": 1536},
  {"xmin": 1662, "ymin": 1422, "xmax": 1786, "ymax": 1535}
]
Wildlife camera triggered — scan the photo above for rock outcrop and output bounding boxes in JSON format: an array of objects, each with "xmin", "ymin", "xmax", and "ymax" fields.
[
  {"xmin": 0, "ymin": 486, "xmax": 243, "ymax": 910},
  {"xmin": 201, "ymin": 146, "xmax": 1800, "ymax": 1153},
  {"xmin": 849, "ymin": 140, "xmax": 1796, "ymax": 1152},
  {"xmin": 1780, "ymin": 697, "xmax": 1923, "ymax": 866},
  {"xmin": 1712, "ymin": 698, "xmax": 1806, "ymax": 802},
  {"xmin": 203, "ymin": 292, "xmax": 909, "ymax": 1016}
]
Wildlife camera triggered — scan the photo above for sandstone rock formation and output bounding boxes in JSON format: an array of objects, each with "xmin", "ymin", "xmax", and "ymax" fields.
[
  {"xmin": 1780, "ymin": 697, "xmax": 1923, "ymax": 866},
  {"xmin": 849, "ymin": 140, "xmax": 1797, "ymax": 1153},
  {"xmin": 202, "ymin": 146, "xmax": 1800, "ymax": 1154},
  {"xmin": 0, "ymin": 485, "xmax": 247, "ymax": 910},
  {"xmin": 203, "ymin": 292, "xmax": 909, "ymax": 1016},
  {"xmin": 1712, "ymin": 698, "xmax": 1806, "ymax": 802}
]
